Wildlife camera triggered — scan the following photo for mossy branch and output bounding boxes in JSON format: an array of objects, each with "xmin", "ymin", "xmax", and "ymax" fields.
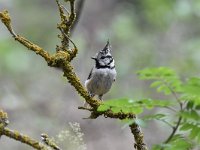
[
  {"xmin": 0, "ymin": 110, "xmax": 49, "ymax": 150},
  {"xmin": 0, "ymin": 10, "xmax": 51, "ymax": 63},
  {"xmin": 41, "ymin": 133, "xmax": 61, "ymax": 150},
  {"xmin": 0, "ymin": 0, "xmax": 148, "ymax": 149},
  {"xmin": 130, "ymin": 123, "xmax": 148, "ymax": 150}
]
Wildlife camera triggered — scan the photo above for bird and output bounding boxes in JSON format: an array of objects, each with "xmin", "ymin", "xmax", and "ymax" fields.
[{"xmin": 84, "ymin": 40, "xmax": 117, "ymax": 106}]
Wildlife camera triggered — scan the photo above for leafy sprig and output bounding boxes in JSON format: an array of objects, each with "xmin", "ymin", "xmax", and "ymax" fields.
[{"xmin": 99, "ymin": 67, "xmax": 200, "ymax": 149}]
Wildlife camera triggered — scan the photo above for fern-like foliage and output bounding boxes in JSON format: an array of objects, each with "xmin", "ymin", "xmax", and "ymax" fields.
[{"xmin": 99, "ymin": 67, "xmax": 200, "ymax": 149}]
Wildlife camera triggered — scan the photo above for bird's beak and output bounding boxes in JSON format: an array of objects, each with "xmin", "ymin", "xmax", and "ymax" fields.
[{"xmin": 91, "ymin": 57, "xmax": 97, "ymax": 60}]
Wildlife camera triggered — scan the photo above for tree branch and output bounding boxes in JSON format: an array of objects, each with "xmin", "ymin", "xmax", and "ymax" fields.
[
  {"xmin": 0, "ymin": 10, "xmax": 51, "ymax": 63},
  {"xmin": 130, "ymin": 123, "xmax": 148, "ymax": 150},
  {"xmin": 0, "ymin": 1, "xmax": 148, "ymax": 149},
  {"xmin": 71, "ymin": 0, "xmax": 85, "ymax": 34},
  {"xmin": 0, "ymin": 110, "xmax": 49, "ymax": 150},
  {"xmin": 41, "ymin": 133, "xmax": 61, "ymax": 150},
  {"xmin": 56, "ymin": 0, "xmax": 76, "ymax": 50},
  {"xmin": 163, "ymin": 116, "xmax": 182, "ymax": 144}
]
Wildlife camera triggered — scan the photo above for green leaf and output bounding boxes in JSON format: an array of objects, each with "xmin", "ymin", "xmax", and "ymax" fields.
[
  {"xmin": 197, "ymin": 132, "xmax": 200, "ymax": 143},
  {"xmin": 186, "ymin": 110, "xmax": 198, "ymax": 118},
  {"xmin": 180, "ymin": 122, "xmax": 200, "ymax": 142},
  {"xmin": 189, "ymin": 126, "xmax": 199, "ymax": 139},
  {"xmin": 137, "ymin": 67, "xmax": 182, "ymax": 94},
  {"xmin": 180, "ymin": 123, "xmax": 193, "ymax": 131},
  {"xmin": 170, "ymin": 139, "xmax": 192, "ymax": 150},
  {"xmin": 157, "ymin": 84, "xmax": 171, "ymax": 95},
  {"xmin": 152, "ymin": 144, "xmax": 171, "ymax": 150},
  {"xmin": 150, "ymin": 81, "xmax": 162, "ymax": 88},
  {"xmin": 97, "ymin": 98, "xmax": 144, "ymax": 114},
  {"xmin": 186, "ymin": 101, "xmax": 194, "ymax": 109},
  {"xmin": 97, "ymin": 98, "xmax": 173, "ymax": 114},
  {"xmin": 182, "ymin": 87, "xmax": 200, "ymax": 96},
  {"xmin": 151, "ymin": 99, "xmax": 174, "ymax": 107},
  {"xmin": 164, "ymin": 135, "xmax": 193, "ymax": 150},
  {"xmin": 97, "ymin": 104, "xmax": 110, "ymax": 112},
  {"xmin": 181, "ymin": 95, "xmax": 200, "ymax": 106},
  {"xmin": 143, "ymin": 114, "xmax": 166, "ymax": 120},
  {"xmin": 181, "ymin": 77, "xmax": 200, "ymax": 110},
  {"xmin": 137, "ymin": 67, "xmax": 177, "ymax": 80},
  {"xmin": 195, "ymin": 104, "xmax": 200, "ymax": 110}
]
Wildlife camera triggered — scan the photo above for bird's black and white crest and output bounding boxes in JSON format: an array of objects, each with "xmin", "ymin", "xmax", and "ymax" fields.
[{"xmin": 91, "ymin": 41, "xmax": 115, "ymax": 69}]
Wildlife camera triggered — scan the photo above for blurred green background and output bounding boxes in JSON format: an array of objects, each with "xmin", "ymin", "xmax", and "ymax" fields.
[{"xmin": 0, "ymin": 0, "xmax": 200, "ymax": 150}]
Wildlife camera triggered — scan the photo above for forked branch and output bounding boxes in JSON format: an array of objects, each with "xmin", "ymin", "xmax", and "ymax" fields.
[{"xmin": 0, "ymin": 0, "xmax": 147, "ymax": 149}]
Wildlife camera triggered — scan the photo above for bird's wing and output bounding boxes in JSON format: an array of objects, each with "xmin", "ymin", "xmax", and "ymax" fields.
[{"xmin": 87, "ymin": 68, "xmax": 93, "ymax": 80}]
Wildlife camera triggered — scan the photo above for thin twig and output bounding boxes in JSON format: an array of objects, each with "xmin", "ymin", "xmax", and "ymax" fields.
[
  {"xmin": 159, "ymin": 119, "xmax": 174, "ymax": 129},
  {"xmin": 163, "ymin": 116, "xmax": 182, "ymax": 144},
  {"xmin": 160, "ymin": 80, "xmax": 184, "ymax": 149},
  {"xmin": 61, "ymin": 5, "xmax": 70, "ymax": 14},
  {"xmin": 41, "ymin": 133, "xmax": 61, "ymax": 150},
  {"xmin": 60, "ymin": 28, "xmax": 77, "ymax": 48},
  {"xmin": 71, "ymin": 0, "xmax": 85, "ymax": 34},
  {"xmin": 0, "ymin": 10, "xmax": 51, "ymax": 63},
  {"xmin": 164, "ymin": 106, "xmax": 177, "ymax": 112},
  {"xmin": 78, "ymin": 106, "xmax": 94, "ymax": 111},
  {"xmin": 162, "ymin": 80, "xmax": 182, "ymax": 109}
]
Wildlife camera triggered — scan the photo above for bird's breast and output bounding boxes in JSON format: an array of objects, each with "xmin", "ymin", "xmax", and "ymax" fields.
[{"xmin": 86, "ymin": 68, "xmax": 116, "ymax": 95}]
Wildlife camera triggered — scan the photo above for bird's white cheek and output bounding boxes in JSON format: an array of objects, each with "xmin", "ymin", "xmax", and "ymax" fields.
[{"xmin": 110, "ymin": 61, "xmax": 115, "ymax": 67}]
